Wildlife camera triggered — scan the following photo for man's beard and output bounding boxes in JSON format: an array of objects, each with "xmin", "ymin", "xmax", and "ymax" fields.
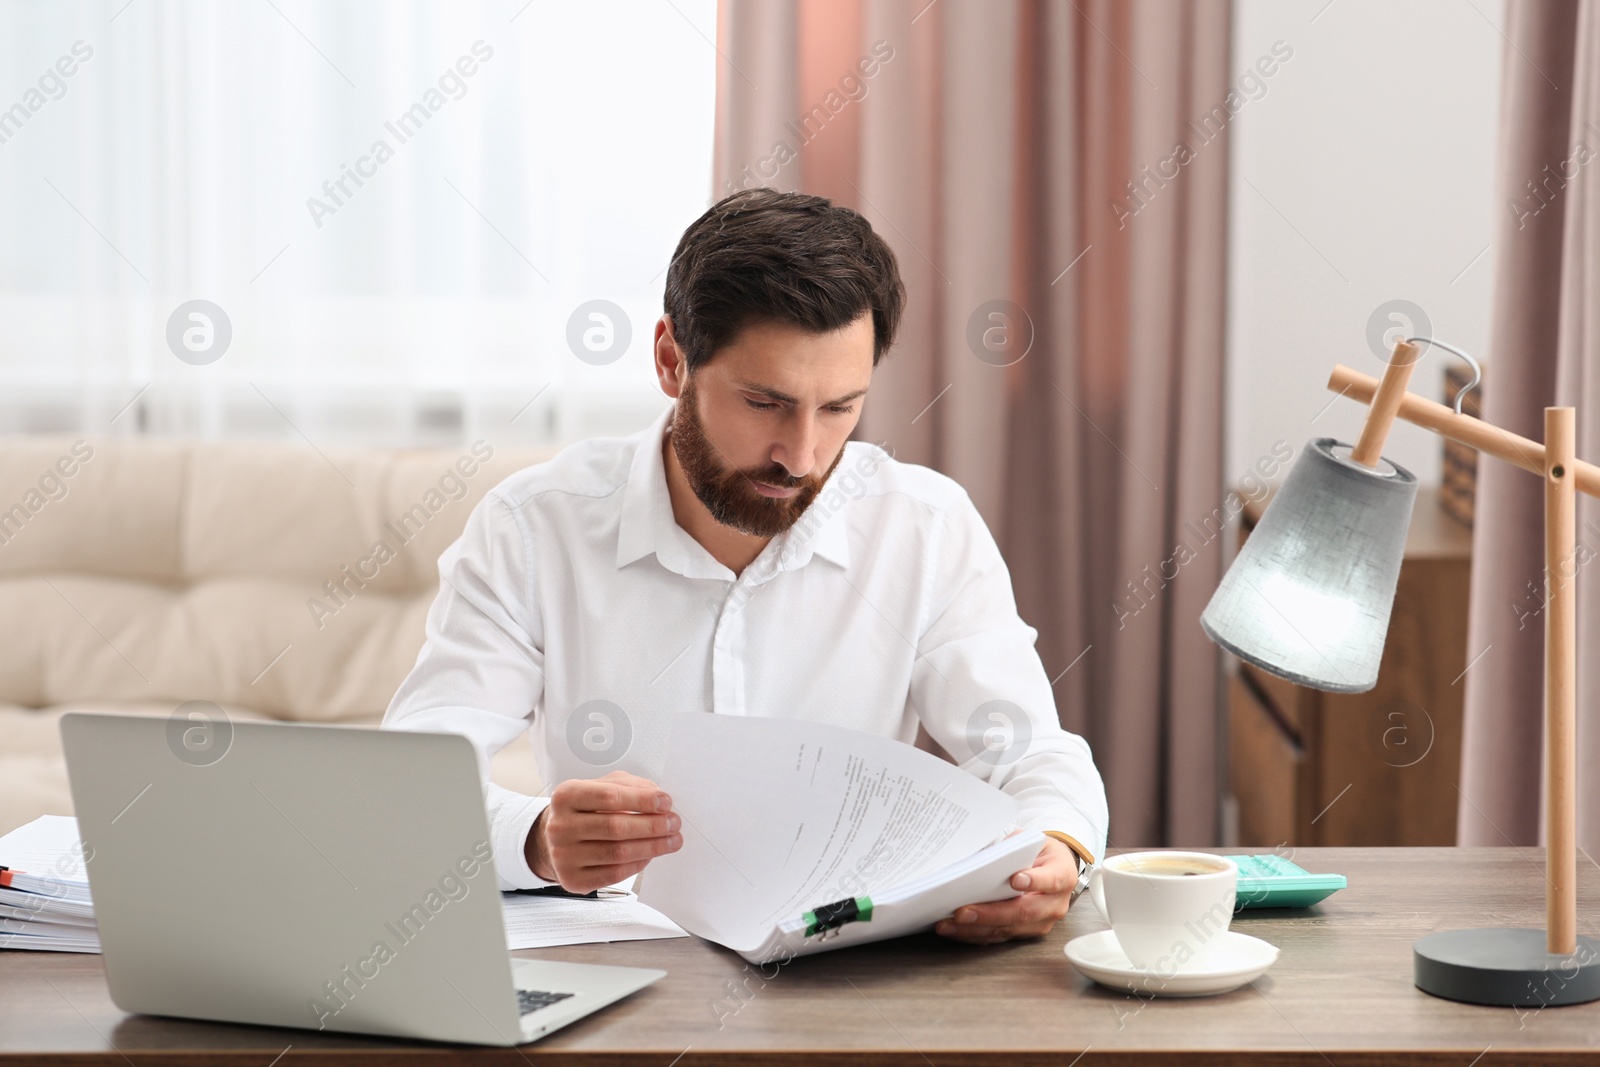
[{"xmin": 669, "ymin": 376, "xmax": 844, "ymax": 538}]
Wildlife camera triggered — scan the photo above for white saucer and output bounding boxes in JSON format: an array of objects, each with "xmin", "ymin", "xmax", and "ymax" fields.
[{"xmin": 1064, "ymin": 929, "xmax": 1279, "ymax": 997}]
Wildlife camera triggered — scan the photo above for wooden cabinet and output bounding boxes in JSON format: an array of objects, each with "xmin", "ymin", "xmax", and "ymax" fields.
[{"xmin": 1227, "ymin": 488, "xmax": 1473, "ymax": 847}]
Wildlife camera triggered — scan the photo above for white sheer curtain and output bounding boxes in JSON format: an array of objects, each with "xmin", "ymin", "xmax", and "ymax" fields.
[{"xmin": 0, "ymin": 0, "xmax": 715, "ymax": 446}]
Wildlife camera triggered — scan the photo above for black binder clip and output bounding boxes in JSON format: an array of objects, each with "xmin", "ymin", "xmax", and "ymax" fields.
[{"xmin": 804, "ymin": 896, "xmax": 873, "ymax": 938}]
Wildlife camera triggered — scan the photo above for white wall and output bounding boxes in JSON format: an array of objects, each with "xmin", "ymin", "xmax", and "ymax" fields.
[{"xmin": 1226, "ymin": 0, "xmax": 1504, "ymax": 488}]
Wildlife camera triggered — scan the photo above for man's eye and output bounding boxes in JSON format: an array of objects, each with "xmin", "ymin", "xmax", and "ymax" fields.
[
  {"xmin": 827, "ymin": 405, "xmax": 855, "ymax": 415},
  {"xmin": 744, "ymin": 399, "xmax": 779, "ymax": 412}
]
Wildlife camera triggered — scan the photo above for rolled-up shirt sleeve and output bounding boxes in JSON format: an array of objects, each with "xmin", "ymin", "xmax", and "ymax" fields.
[
  {"xmin": 909, "ymin": 489, "xmax": 1109, "ymax": 869},
  {"xmin": 382, "ymin": 490, "xmax": 558, "ymax": 890}
]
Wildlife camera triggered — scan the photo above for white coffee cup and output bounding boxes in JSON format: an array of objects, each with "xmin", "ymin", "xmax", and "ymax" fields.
[{"xmin": 1085, "ymin": 851, "xmax": 1238, "ymax": 974}]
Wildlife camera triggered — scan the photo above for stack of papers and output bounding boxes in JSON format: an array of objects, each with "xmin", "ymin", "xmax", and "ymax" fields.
[
  {"xmin": 638, "ymin": 713, "xmax": 1039, "ymax": 964},
  {"xmin": 0, "ymin": 815, "xmax": 100, "ymax": 953},
  {"xmin": 0, "ymin": 815, "xmax": 684, "ymax": 955}
]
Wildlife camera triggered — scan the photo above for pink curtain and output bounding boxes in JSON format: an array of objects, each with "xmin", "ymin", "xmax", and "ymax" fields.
[
  {"xmin": 1460, "ymin": 0, "xmax": 1600, "ymax": 850},
  {"xmin": 713, "ymin": 0, "xmax": 1232, "ymax": 847}
]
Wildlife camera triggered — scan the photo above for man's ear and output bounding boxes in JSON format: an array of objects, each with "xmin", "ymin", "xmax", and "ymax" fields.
[{"xmin": 654, "ymin": 315, "xmax": 689, "ymax": 400}]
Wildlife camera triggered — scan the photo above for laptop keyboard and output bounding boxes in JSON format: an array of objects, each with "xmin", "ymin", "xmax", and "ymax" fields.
[{"xmin": 517, "ymin": 988, "xmax": 576, "ymax": 1016}]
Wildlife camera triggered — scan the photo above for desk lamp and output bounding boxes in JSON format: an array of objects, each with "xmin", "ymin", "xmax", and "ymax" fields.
[{"xmin": 1201, "ymin": 337, "xmax": 1600, "ymax": 1006}]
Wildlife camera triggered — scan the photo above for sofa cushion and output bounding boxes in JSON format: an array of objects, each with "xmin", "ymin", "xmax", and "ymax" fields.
[
  {"xmin": 0, "ymin": 436, "xmax": 553, "ymax": 719},
  {"xmin": 0, "ymin": 438, "xmax": 185, "ymax": 583}
]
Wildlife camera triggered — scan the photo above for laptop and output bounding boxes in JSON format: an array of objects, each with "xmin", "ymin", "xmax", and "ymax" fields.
[{"xmin": 59, "ymin": 712, "xmax": 665, "ymax": 1046}]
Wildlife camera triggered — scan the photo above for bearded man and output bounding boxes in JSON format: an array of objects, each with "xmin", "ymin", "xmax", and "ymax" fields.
[{"xmin": 384, "ymin": 188, "xmax": 1108, "ymax": 945}]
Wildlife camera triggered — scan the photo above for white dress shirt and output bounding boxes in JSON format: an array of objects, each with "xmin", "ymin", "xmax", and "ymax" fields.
[{"xmin": 382, "ymin": 404, "xmax": 1109, "ymax": 890}]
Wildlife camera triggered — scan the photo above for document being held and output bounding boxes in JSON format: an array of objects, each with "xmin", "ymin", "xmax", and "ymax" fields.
[{"xmin": 637, "ymin": 713, "xmax": 1043, "ymax": 964}]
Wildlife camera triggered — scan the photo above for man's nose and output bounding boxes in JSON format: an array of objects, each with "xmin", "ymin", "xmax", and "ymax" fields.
[{"xmin": 772, "ymin": 412, "xmax": 818, "ymax": 479}]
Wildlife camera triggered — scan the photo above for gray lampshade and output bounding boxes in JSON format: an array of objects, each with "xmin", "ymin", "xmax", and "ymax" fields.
[{"xmin": 1201, "ymin": 438, "xmax": 1418, "ymax": 694}]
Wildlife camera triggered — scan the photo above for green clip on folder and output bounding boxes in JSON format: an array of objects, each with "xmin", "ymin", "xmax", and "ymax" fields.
[{"xmin": 804, "ymin": 896, "xmax": 874, "ymax": 937}]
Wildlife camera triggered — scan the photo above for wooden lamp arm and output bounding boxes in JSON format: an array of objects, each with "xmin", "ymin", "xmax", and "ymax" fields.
[
  {"xmin": 1328, "ymin": 363, "xmax": 1600, "ymax": 499},
  {"xmin": 1349, "ymin": 340, "xmax": 1422, "ymax": 467}
]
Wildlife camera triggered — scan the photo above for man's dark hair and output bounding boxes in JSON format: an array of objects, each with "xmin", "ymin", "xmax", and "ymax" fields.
[{"xmin": 663, "ymin": 188, "xmax": 906, "ymax": 371}]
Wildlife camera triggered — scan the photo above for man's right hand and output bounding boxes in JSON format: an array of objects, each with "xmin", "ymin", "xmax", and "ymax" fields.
[{"xmin": 525, "ymin": 770, "xmax": 682, "ymax": 893}]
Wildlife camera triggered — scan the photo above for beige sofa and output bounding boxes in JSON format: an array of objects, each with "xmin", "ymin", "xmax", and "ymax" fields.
[{"xmin": 0, "ymin": 434, "xmax": 558, "ymax": 835}]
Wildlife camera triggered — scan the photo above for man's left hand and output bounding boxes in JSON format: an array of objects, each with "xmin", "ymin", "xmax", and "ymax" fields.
[{"xmin": 935, "ymin": 837, "xmax": 1080, "ymax": 944}]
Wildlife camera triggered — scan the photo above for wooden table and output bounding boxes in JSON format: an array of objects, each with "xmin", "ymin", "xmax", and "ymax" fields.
[{"xmin": 4, "ymin": 848, "xmax": 1599, "ymax": 1065}]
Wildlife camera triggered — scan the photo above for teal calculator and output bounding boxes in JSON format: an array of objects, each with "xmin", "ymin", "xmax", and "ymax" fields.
[{"xmin": 1231, "ymin": 853, "xmax": 1346, "ymax": 909}]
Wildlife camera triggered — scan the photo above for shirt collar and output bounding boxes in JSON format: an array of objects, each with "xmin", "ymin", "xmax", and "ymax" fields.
[
  {"xmin": 615, "ymin": 404, "xmax": 720, "ymax": 577},
  {"xmin": 614, "ymin": 403, "xmax": 851, "ymax": 576}
]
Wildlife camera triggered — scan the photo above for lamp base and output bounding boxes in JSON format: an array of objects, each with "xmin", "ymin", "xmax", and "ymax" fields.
[{"xmin": 1414, "ymin": 928, "xmax": 1600, "ymax": 1006}]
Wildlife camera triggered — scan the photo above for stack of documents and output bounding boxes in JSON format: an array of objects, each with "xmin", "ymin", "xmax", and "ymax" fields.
[
  {"xmin": 638, "ymin": 713, "xmax": 1043, "ymax": 964},
  {"xmin": 0, "ymin": 815, "xmax": 99, "ymax": 953},
  {"xmin": 0, "ymin": 814, "xmax": 683, "ymax": 955}
]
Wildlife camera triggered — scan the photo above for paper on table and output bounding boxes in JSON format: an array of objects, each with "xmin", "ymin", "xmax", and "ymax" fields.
[
  {"xmin": 0, "ymin": 815, "xmax": 91, "ymax": 883},
  {"xmin": 0, "ymin": 930, "xmax": 101, "ymax": 953},
  {"xmin": 500, "ymin": 892, "xmax": 687, "ymax": 950},
  {"xmin": 637, "ymin": 713, "xmax": 1022, "ymax": 954},
  {"xmin": 0, "ymin": 815, "xmax": 98, "ymax": 952},
  {"xmin": 0, "ymin": 887, "xmax": 93, "ymax": 921},
  {"xmin": 0, "ymin": 901, "xmax": 95, "ymax": 927}
]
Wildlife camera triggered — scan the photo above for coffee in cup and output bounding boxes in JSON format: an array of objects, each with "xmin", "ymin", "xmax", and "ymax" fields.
[{"xmin": 1086, "ymin": 851, "xmax": 1238, "ymax": 975}]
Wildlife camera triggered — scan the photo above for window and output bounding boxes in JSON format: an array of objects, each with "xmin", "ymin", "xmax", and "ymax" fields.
[{"xmin": 0, "ymin": 0, "xmax": 717, "ymax": 446}]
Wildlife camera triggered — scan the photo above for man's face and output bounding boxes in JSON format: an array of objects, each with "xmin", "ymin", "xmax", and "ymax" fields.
[{"xmin": 669, "ymin": 313, "xmax": 874, "ymax": 538}]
